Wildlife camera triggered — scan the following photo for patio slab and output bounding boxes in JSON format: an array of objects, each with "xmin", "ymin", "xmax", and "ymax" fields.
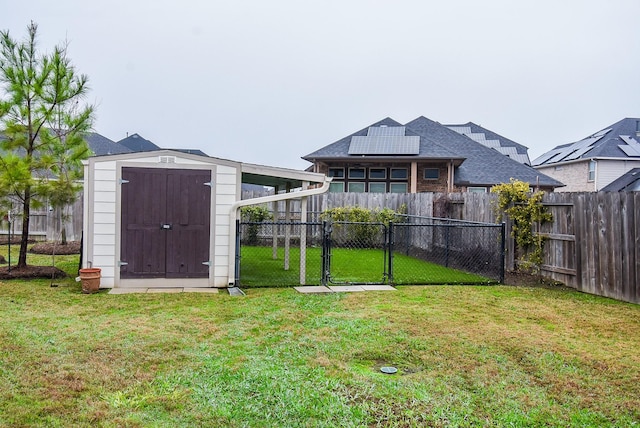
[
  {"xmin": 294, "ymin": 286, "xmax": 333, "ymax": 293},
  {"xmin": 146, "ymin": 288, "xmax": 183, "ymax": 294},
  {"xmin": 328, "ymin": 285, "xmax": 366, "ymax": 292}
]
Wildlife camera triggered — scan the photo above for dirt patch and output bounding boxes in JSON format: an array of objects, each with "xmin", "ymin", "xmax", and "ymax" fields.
[
  {"xmin": 0, "ymin": 265, "xmax": 68, "ymax": 279},
  {"xmin": 29, "ymin": 241, "xmax": 81, "ymax": 255}
]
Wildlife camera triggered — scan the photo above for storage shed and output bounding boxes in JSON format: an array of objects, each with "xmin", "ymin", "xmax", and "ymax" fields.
[{"xmin": 82, "ymin": 150, "xmax": 330, "ymax": 288}]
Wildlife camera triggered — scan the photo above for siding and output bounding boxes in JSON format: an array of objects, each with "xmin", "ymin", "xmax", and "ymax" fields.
[
  {"xmin": 213, "ymin": 164, "xmax": 240, "ymax": 286},
  {"xmin": 596, "ymin": 159, "xmax": 640, "ymax": 190}
]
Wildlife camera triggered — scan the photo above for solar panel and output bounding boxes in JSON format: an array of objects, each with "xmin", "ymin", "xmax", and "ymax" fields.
[
  {"xmin": 349, "ymin": 136, "xmax": 420, "ymax": 155},
  {"xmin": 619, "ymin": 144, "xmax": 640, "ymax": 157},
  {"xmin": 367, "ymin": 126, "xmax": 406, "ymax": 137},
  {"xmin": 532, "ymin": 149, "xmax": 563, "ymax": 166},
  {"xmin": 447, "ymin": 126, "xmax": 471, "ymax": 135},
  {"xmin": 592, "ymin": 128, "xmax": 611, "ymax": 138}
]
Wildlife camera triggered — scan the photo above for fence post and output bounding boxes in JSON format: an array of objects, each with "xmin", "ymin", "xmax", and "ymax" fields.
[
  {"xmin": 445, "ymin": 223, "xmax": 450, "ymax": 268},
  {"xmin": 500, "ymin": 222, "xmax": 506, "ymax": 284},
  {"xmin": 387, "ymin": 222, "xmax": 394, "ymax": 284},
  {"xmin": 321, "ymin": 221, "xmax": 332, "ymax": 286},
  {"xmin": 234, "ymin": 219, "xmax": 241, "ymax": 287}
]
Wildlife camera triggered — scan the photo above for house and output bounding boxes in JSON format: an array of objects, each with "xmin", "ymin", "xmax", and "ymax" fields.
[
  {"xmin": 600, "ymin": 168, "xmax": 640, "ymax": 192},
  {"xmin": 82, "ymin": 150, "xmax": 330, "ymax": 289},
  {"xmin": 532, "ymin": 118, "xmax": 640, "ymax": 192},
  {"xmin": 303, "ymin": 116, "xmax": 562, "ymax": 193}
]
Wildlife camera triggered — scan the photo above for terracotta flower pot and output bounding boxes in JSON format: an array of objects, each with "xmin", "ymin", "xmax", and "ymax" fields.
[{"xmin": 79, "ymin": 268, "xmax": 101, "ymax": 294}]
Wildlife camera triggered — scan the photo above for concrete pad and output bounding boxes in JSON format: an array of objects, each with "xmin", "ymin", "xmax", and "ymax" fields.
[
  {"xmin": 328, "ymin": 285, "xmax": 366, "ymax": 292},
  {"xmin": 361, "ymin": 285, "xmax": 396, "ymax": 291},
  {"xmin": 108, "ymin": 288, "xmax": 148, "ymax": 294},
  {"xmin": 294, "ymin": 286, "xmax": 333, "ymax": 293},
  {"xmin": 183, "ymin": 288, "xmax": 219, "ymax": 293},
  {"xmin": 147, "ymin": 288, "xmax": 183, "ymax": 294}
]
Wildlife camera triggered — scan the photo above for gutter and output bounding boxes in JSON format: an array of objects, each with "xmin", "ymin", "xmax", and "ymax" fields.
[{"xmin": 227, "ymin": 177, "xmax": 332, "ymax": 285}]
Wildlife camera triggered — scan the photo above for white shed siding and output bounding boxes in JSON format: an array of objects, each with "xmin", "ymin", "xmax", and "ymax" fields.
[
  {"xmin": 213, "ymin": 164, "xmax": 240, "ymax": 286},
  {"xmin": 88, "ymin": 160, "xmax": 118, "ymax": 287}
]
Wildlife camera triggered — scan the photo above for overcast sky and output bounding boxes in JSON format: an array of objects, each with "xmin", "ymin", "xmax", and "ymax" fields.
[{"xmin": 4, "ymin": 1, "xmax": 640, "ymax": 169}]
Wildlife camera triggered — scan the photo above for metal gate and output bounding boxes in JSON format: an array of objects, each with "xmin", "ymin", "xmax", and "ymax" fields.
[{"xmin": 321, "ymin": 221, "xmax": 389, "ymax": 285}]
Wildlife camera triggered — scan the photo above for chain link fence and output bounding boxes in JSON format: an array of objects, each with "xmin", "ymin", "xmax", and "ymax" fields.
[{"xmin": 237, "ymin": 215, "xmax": 504, "ymax": 287}]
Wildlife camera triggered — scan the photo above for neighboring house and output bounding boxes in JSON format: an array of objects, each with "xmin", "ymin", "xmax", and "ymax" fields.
[
  {"xmin": 303, "ymin": 116, "xmax": 562, "ymax": 193},
  {"xmin": 86, "ymin": 132, "xmax": 133, "ymax": 155},
  {"xmin": 117, "ymin": 133, "xmax": 160, "ymax": 152},
  {"xmin": 600, "ymin": 168, "xmax": 640, "ymax": 192},
  {"xmin": 446, "ymin": 122, "xmax": 531, "ymax": 165},
  {"xmin": 532, "ymin": 118, "xmax": 640, "ymax": 192}
]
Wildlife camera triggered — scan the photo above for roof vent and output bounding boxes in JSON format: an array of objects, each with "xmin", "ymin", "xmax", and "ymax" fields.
[{"xmin": 159, "ymin": 156, "xmax": 176, "ymax": 163}]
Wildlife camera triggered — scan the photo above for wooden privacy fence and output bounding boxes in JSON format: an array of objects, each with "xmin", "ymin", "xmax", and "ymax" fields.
[
  {"xmin": 243, "ymin": 191, "xmax": 639, "ymax": 304},
  {"xmin": 0, "ymin": 192, "xmax": 84, "ymax": 242}
]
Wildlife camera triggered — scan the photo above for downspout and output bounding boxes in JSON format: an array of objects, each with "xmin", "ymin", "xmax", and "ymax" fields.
[{"xmin": 227, "ymin": 177, "xmax": 332, "ymax": 285}]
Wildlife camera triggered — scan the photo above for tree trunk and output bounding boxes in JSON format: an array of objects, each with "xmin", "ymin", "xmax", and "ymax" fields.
[{"xmin": 18, "ymin": 189, "xmax": 31, "ymax": 268}]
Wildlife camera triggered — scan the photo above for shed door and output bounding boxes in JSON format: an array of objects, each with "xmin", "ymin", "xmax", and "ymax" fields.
[{"xmin": 120, "ymin": 167, "xmax": 211, "ymax": 279}]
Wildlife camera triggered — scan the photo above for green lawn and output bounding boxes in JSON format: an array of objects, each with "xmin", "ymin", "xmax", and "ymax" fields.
[
  {"xmin": 239, "ymin": 246, "xmax": 491, "ymax": 287},
  {"xmin": 0, "ymin": 248, "xmax": 639, "ymax": 427}
]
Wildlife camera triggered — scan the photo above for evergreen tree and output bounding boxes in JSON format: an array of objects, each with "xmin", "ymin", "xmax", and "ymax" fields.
[{"xmin": 0, "ymin": 21, "xmax": 94, "ymax": 267}]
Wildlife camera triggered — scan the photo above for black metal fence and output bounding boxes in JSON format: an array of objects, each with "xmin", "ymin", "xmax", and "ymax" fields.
[{"xmin": 236, "ymin": 216, "xmax": 505, "ymax": 287}]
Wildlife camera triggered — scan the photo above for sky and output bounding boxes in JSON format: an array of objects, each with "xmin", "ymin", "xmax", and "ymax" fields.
[{"xmin": 3, "ymin": 0, "xmax": 640, "ymax": 170}]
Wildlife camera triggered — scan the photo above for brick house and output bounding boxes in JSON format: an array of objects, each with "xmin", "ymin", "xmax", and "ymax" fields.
[
  {"xmin": 303, "ymin": 116, "xmax": 562, "ymax": 193},
  {"xmin": 533, "ymin": 118, "xmax": 640, "ymax": 192}
]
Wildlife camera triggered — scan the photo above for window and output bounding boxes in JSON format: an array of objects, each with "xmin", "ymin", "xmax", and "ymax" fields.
[
  {"xmin": 389, "ymin": 183, "xmax": 408, "ymax": 193},
  {"xmin": 369, "ymin": 182, "xmax": 386, "ymax": 193},
  {"xmin": 348, "ymin": 168, "xmax": 365, "ymax": 179},
  {"xmin": 329, "ymin": 182, "xmax": 344, "ymax": 193},
  {"xmin": 424, "ymin": 168, "xmax": 439, "ymax": 180},
  {"xmin": 390, "ymin": 168, "xmax": 408, "ymax": 179},
  {"xmin": 467, "ymin": 187, "xmax": 487, "ymax": 193},
  {"xmin": 369, "ymin": 168, "xmax": 386, "ymax": 179},
  {"xmin": 328, "ymin": 167, "xmax": 344, "ymax": 178},
  {"xmin": 348, "ymin": 182, "xmax": 365, "ymax": 193},
  {"xmin": 588, "ymin": 160, "xmax": 596, "ymax": 182}
]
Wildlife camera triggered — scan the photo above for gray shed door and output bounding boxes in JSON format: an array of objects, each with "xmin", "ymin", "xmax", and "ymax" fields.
[{"xmin": 120, "ymin": 167, "xmax": 211, "ymax": 279}]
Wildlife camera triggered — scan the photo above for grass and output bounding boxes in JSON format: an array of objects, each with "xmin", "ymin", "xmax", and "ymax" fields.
[
  {"xmin": 1, "ymin": 247, "xmax": 639, "ymax": 427},
  {"xmin": 240, "ymin": 246, "xmax": 490, "ymax": 287}
]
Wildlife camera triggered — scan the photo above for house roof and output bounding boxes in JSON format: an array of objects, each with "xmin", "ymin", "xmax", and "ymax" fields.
[
  {"xmin": 85, "ymin": 132, "xmax": 133, "ymax": 155},
  {"xmin": 117, "ymin": 133, "xmax": 160, "ymax": 152},
  {"xmin": 303, "ymin": 116, "xmax": 562, "ymax": 188},
  {"xmin": 446, "ymin": 122, "xmax": 531, "ymax": 165},
  {"xmin": 405, "ymin": 117, "xmax": 561, "ymax": 187},
  {"xmin": 600, "ymin": 168, "xmax": 640, "ymax": 192},
  {"xmin": 532, "ymin": 118, "xmax": 640, "ymax": 166},
  {"xmin": 302, "ymin": 117, "xmax": 464, "ymax": 163}
]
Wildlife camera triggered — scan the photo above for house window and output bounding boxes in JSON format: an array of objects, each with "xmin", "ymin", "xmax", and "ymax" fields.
[
  {"xmin": 369, "ymin": 182, "xmax": 386, "ymax": 193},
  {"xmin": 329, "ymin": 182, "xmax": 344, "ymax": 193},
  {"xmin": 467, "ymin": 187, "xmax": 487, "ymax": 193},
  {"xmin": 424, "ymin": 168, "xmax": 439, "ymax": 180},
  {"xmin": 348, "ymin": 182, "xmax": 365, "ymax": 193},
  {"xmin": 588, "ymin": 160, "xmax": 596, "ymax": 182},
  {"xmin": 348, "ymin": 168, "xmax": 365, "ymax": 179},
  {"xmin": 390, "ymin": 168, "xmax": 408, "ymax": 179},
  {"xmin": 328, "ymin": 167, "xmax": 344, "ymax": 178},
  {"xmin": 369, "ymin": 168, "xmax": 386, "ymax": 179},
  {"xmin": 389, "ymin": 183, "xmax": 408, "ymax": 193}
]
